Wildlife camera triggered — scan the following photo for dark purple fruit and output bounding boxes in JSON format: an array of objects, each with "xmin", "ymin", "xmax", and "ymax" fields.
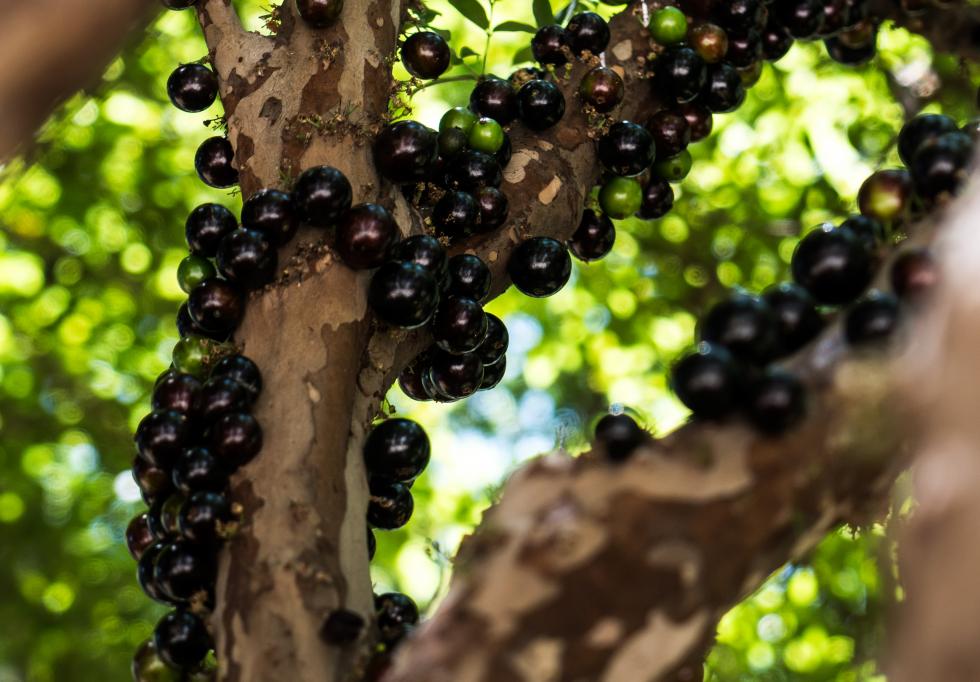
[
  {"xmin": 699, "ymin": 293, "xmax": 778, "ymax": 364},
  {"xmin": 186, "ymin": 203, "xmax": 237, "ymax": 258},
  {"xmin": 187, "ymin": 277, "xmax": 244, "ymax": 336},
  {"xmin": 375, "ymin": 592, "xmax": 419, "ymax": 645},
  {"xmin": 216, "ymin": 229, "xmax": 278, "ymax": 290},
  {"xmin": 844, "ymin": 291, "xmax": 901, "ymax": 346},
  {"xmin": 138, "ymin": 542, "xmax": 174, "ymax": 604},
  {"xmin": 296, "ymin": 0, "xmax": 343, "ymax": 27},
  {"xmin": 321, "ymin": 609, "xmax": 365, "ymax": 645},
  {"xmin": 162, "ymin": 0, "xmax": 197, "ymax": 8},
  {"xmin": 136, "ymin": 411, "xmax": 190, "ymax": 469},
  {"xmin": 428, "ymin": 349, "xmax": 484, "ymax": 400},
  {"xmin": 567, "ymin": 12, "xmax": 610, "ymax": 55},
  {"xmin": 474, "ymin": 186, "xmax": 509, "ymax": 231},
  {"xmin": 725, "ymin": 29, "xmax": 764, "ymax": 67},
  {"xmin": 569, "ymin": 209, "xmax": 615, "ymax": 262},
  {"xmin": 402, "ymin": 31, "xmax": 451, "ymax": 79},
  {"xmin": 469, "ymin": 77, "xmax": 519, "ymax": 126},
  {"xmin": 775, "ymin": 0, "xmax": 825, "ymax": 38},
  {"xmin": 532, "ymin": 25, "xmax": 570, "ymax": 66},
  {"xmin": 179, "ymin": 490, "xmax": 237, "ymax": 545},
  {"xmin": 152, "ymin": 373, "xmax": 202, "ymax": 416},
  {"xmin": 293, "ymin": 166, "xmax": 352, "ymax": 227},
  {"xmin": 763, "ymin": 282, "xmax": 825, "ymax": 356},
  {"xmin": 208, "ymin": 412, "xmax": 263, "ymax": 470},
  {"xmin": 449, "ymin": 150, "xmax": 502, "ymax": 191},
  {"xmin": 715, "ymin": 0, "xmax": 765, "ymax": 29},
  {"xmin": 508, "ymin": 237, "xmax": 572, "ymax": 298},
  {"xmin": 595, "ymin": 413, "xmax": 646, "ymax": 462},
  {"xmin": 153, "ymin": 610, "xmax": 211, "ymax": 669},
  {"xmin": 744, "ymin": 369, "xmax": 806, "ymax": 435},
  {"xmin": 655, "ymin": 47, "xmax": 707, "ymax": 104},
  {"xmin": 364, "ymin": 418, "xmax": 430, "ymax": 483},
  {"xmin": 241, "ymin": 189, "xmax": 297, "ymax": 246},
  {"xmin": 825, "ymin": 33, "xmax": 876, "ymax": 65},
  {"xmin": 133, "ymin": 456, "xmax": 174, "ymax": 505},
  {"xmin": 398, "ymin": 355, "xmax": 431, "ymax": 402},
  {"xmin": 172, "ymin": 447, "xmax": 229, "ymax": 495},
  {"xmin": 791, "ymin": 224, "xmax": 872, "ymax": 305},
  {"xmin": 637, "ymin": 178, "xmax": 675, "ymax": 220},
  {"xmin": 676, "ymin": 102, "xmax": 713, "ymax": 142},
  {"xmin": 858, "ymin": 169, "xmax": 912, "ymax": 224},
  {"xmin": 598, "ymin": 121, "xmax": 655, "ymax": 177},
  {"xmin": 839, "ymin": 215, "xmax": 885, "ymax": 255},
  {"xmin": 127, "ymin": 513, "xmax": 157, "ymax": 561},
  {"xmin": 579, "ymin": 66, "xmax": 624, "ymax": 113},
  {"xmin": 670, "ymin": 342, "xmax": 739, "ymax": 419},
  {"xmin": 898, "ymin": 113, "xmax": 959, "ymax": 166},
  {"xmin": 480, "ymin": 356, "xmax": 506, "ymax": 390},
  {"xmin": 691, "ymin": 23, "xmax": 730, "ymax": 63},
  {"xmin": 909, "ymin": 131, "xmax": 974, "ymax": 202},
  {"xmin": 646, "ymin": 110, "xmax": 691, "ymax": 159},
  {"xmin": 374, "ymin": 121, "xmax": 439, "ymax": 185},
  {"xmin": 761, "ymin": 20, "xmax": 794, "ymax": 61},
  {"xmin": 891, "ymin": 247, "xmax": 938, "ymax": 303},
  {"xmin": 198, "ymin": 377, "xmax": 249, "ymax": 424},
  {"xmin": 701, "ymin": 62, "xmax": 746, "ymax": 113},
  {"xmin": 388, "ymin": 235, "xmax": 448, "ymax": 281},
  {"xmin": 195, "ymin": 137, "xmax": 238, "ymax": 188},
  {"xmin": 432, "ymin": 297, "xmax": 488, "ymax": 355},
  {"xmin": 446, "ymin": 254, "xmax": 491, "ymax": 301},
  {"xmin": 210, "ymin": 354, "xmax": 262, "ymax": 404},
  {"xmin": 517, "ymin": 80, "xmax": 566, "ymax": 131},
  {"xmin": 336, "ymin": 204, "xmax": 399, "ymax": 269},
  {"xmin": 154, "ymin": 540, "xmax": 216, "ymax": 602},
  {"xmin": 367, "ymin": 480, "xmax": 414, "ymax": 530},
  {"xmin": 475, "ymin": 313, "xmax": 508, "ymax": 366},
  {"xmin": 433, "ymin": 191, "xmax": 479, "ymax": 240},
  {"xmin": 167, "ymin": 64, "xmax": 218, "ymax": 113},
  {"xmin": 369, "ymin": 261, "xmax": 440, "ymax": 329}
]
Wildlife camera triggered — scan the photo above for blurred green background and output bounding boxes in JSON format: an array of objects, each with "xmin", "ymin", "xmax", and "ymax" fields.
[{"xmin": 0, "ymin": 1, "xmax": 974, "ymax": 679}]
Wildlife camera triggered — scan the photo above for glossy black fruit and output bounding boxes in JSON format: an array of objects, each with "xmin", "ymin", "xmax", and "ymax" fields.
[
  {"xmin": 216, "ymin": 229, "xmax": 278, "ymax": 290},
  {"xmin": 241, "ymin": 189, "xmax": 297, "ymax": 246},
  {"xmin": 364, "ymin": 418, "xmax": 430, "ymax": 483},
  {"xmin": 195, "ymin": 137, "xmax": 238, "ymax": 188},
  {"xmin": 367, "ymin": 526, "xmax": 377, "ymax": 559},
  {"xmin": 296, "ymin": 0, "xmax": 343, "ymax": 27},
  {"xmin": 187, "ymin": 277, "xmax": 244, "ymax": 336},
  {"xmin": 138, "ymin": 542, "xmax": 173, "ymax": 604},
  {"xmin": 398, "ymin": 354, "xmax": 432, "ymax": 402},
  {"xmin": 744, "ymin": 369, "xmax": 806, "ymax": 435},
  {"xmin": 470, "ymin": 77, "xmax": 519, "ymax": 125},
  {"xmin": 598, "ymin": 121, "xmax": 655, "ymax": 177},
  {"xmin": 475, "ymin": 313, "xmax": 508, "ymax": 366},
  {"xmin": 402, "ymin": 31, "xmax": 451, "ymax": 79},
  {"xmin": 449, "ymin": 150, "xmax": 502, "ymax": 191},
  {"xmin": 898, "ymin": 113, "xmax": 959, "ymax": 166},
  {"xmin": 761, "ymin": 20, "xmax": 794, "ymax": 61},
  {"xmin": 388, "ymin": 235, "xmax": 448, "ymax": 281},
  {"xmin": 375, "ymin": 592, "xmax": 419, "ymax": 645},
  {"xmin": 152, "ymin": 373, "xmax": 202, "ymax": 416},
  {"xmin": 367, "ymin": 480, "xmax": 414, "ymax": 530},
  {"xmin": 595, "ymin": 413, "xmax": 646, "ymax": 462},
  {"xmin": 210, "ymin": 354, "xmax": 262, "ymax": 404},
  {"xmin": 839, "ymin": 215, "xmax": 885, "ymax": 255},
  {"xmin": 186, "ymin": 203, "xmax": 237, "ymax": 258},
  {"xmin": 671, "ymin": 342, "xmax": 739, "ymax": 419},
  {"xmin": 569, "ymin": 209, "xmax": 615, "ymax": 262},
  {"xmin": 891, "ymin": 247, "xmax": 939, "ymax": 302},
  {"xmin": 321, "ymin": 609, "xmax": 365, "ymax": 644},
  {"xmin": 433, "ymin": 191, "xmax": 479, "ymax": 240},
  {"xmin": 646, "ymin": 110, "xmax": 691, "ymax": 159},
  {"xmin": 774, "ymin": 0, "xmax": 825, "ymax": 38},
  {"xmin": 637, "ymin": 178, "xmax": 675, "ymax": 220},
  {"xmin": 656, "ymin": 47, "xmax": 707, "ymax": 104},
  {"xmin": 579, "ymin": 66, "xmax": 625, "ymax": 113},
  {"xmin": 700, "ymin": 62, "xmax": 746, "ymax": 113},
  {"xmin": 167, "ymin": 64, "xmax": 218, "ymax": 113},
  {"xmin": 909, "ymin": 131, "xmax": 974, "ymax": 201},
  {"xmin": 208, "ymin": 412, "xmax": 263, "ymax": 470},
  {"xmin": 474, "ymin": 186, "xmax": 509, "ymax": 231},
  {"xmin": 293, "ymin": 166, "xmax": 353, "ymax": 227},
  {"xmin": 518, "ymin": 80, "xmax": 566, "ymax": 131},
  {"xmin": 725, "ymin": 29, "xmax": 764, "ymax": 67},
  {"xmin": 179, "ymin": 490, "xmax": 236, "ymax": 545},
  {"xmin": 699, "ymin": 293, "xmax": 778, "ymax": 364},
  {"xmin": 480, "ymin": 356, "xmax": 506, "ymax": 390},
  {"xmin": 172, "ymin": 447, "xmax": 229, "ymax": 495},
  {"xmin": 374, "ymin": 121, "xmax": 439, "ymax": 185},
  {"xmin": 825, "ymin": 34, "xmax": 876, "ymax": 64},
  {"xmin": 763, "ymin": 282, "xmax": 825, "ymax": 356},
  {"xmin": 154, "ymin": 540, "xmax": 216, "ymax": 602},
  {"xmin": 336, "ymin": 204, "xmax": 399, "ymax": 269},
  {"xmin": 676, "ymin": 102, "xmax": 713, "ymax": 142},
  {"xmin": 369, "ymin": 261, "xmax": 440, "ymax": 328},
  {"xmin": 446, "ymin": 254, "xmax": 491, "ymax": 301},
  {"xmin": 508, "ymin": 237, "xmax": 572, "ymax": 298},
  {"xmin": 153, "ymin": 610, "xmax": 211, "ymax": 669},
  {"xmin": 127, "ymin": 513, "xmax": 157, "ymax": 561},
  {"xmin": 136, "ymin": 411, "xmax": 190, "ymax": 469},
  {"xmin": 428, "ymin": 349, "xmax": 484, "ymax": 399},
  {"xmin": 791, "ymin": 224, "xmax": 872, "ymax": 305},
  {"xmin": 532, "ymin": 25, "xmax": 570, "ymax": 65},
  {"xmin": 198, "ymin": 377, "xmax": 249, "ymax": 424},
  {"xmin": 432, "ymin": 297, "xmax": 488, "ymax": 355},
  {"xmin": 162, "ymin": 0, "xmax": 197, "ymax": 8},
  {"xmin": 844, "ymin": 291, "xmax": 901, "ymax": 346},
  {"xmin": 133, "ymin": 456, "xmax": 175, "ymax": 505},
  {"xmin": 567, "ymin": 12, "xmax": 610, "ymax": 55}
]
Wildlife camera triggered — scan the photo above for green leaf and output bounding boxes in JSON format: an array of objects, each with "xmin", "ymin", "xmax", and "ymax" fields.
[
  {"xmin": 447, "ymin": 0, "xmax": 490, "ymax": 30},
  {"xmin": 532, "ymin": 0, "xmax": 554, "ymax": 27},
  {"xmin": 459, "ymin": 46, "xmax": 480, "ymax": 60},
  {"xmin": 494, "ymin": 21, "xmax": 538, "ymax": 33},
  {"xmin": 512, "ymin": 45, "xmax": 534, "ymax": 65}
]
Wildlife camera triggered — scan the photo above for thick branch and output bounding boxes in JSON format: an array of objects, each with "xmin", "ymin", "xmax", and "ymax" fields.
[{"xmin": 0, "ymin": 0, "xmax": 157, "ymax": 162}]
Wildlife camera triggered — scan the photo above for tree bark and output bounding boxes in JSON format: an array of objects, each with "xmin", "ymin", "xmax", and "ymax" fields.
[{"xmin": 0, "ymin": 0, "xmax": 157, "ymax": 162}]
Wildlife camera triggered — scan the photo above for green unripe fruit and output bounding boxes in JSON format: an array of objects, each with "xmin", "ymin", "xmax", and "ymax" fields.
[
  {"xmin": 654, "ymin": 149, "xmax": 693, "ymax": 183},
  {"xmin": 649, "ymin": 7, "xmax": 688, "ymax": 46},
  {"xmin": 173, "ymin": 335, "xmax": 217, "ymax": 377},
  {"xmin": 468, "ymin": 117, "xmax": 505, "ymax": 154},
  {"xmin": 599, "ymin": 177, "xmax": 643, "ymax": 220},
  {"xmin": 439, "ymin": 107, "xmax": 478, "ymax": 135},
  {"xmin": 439, "ymin": 128, "xmax": 469, "ymax": 158},
  {"xmin": 177, "ymin": 255, "xmax": 217, "ymax": 294}
]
